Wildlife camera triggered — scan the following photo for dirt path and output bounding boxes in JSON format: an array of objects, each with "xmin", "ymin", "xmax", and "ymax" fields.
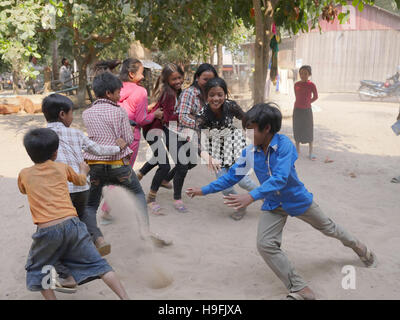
[{"xmin": 1, "ymin": 93, "xmax": 399, "ymax": 300}]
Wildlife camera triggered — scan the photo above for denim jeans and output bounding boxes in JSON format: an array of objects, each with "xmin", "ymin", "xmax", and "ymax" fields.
[
  {"xmin": 26, "ymin": 217, "xmax": 112, "ymax": 291},
  {"xmin": 56, "ymin": 190, "xmax": 94, "ymax": 279},
  {"xmin": 215, "ymin": 167, "xmax": 258, "ymax": 196},
  {"xmin": 86, "ymin": 164, "xmax": 149, "ymax": 241}
]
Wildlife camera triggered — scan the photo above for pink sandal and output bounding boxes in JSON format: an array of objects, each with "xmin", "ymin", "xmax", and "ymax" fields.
[
  {"xmin": 174, "ymin": 200, "xmax": 188, "ymax": 213},
  {"xmin": 149, "ymin": 202, "xmax": 165, "ymax": 215}
]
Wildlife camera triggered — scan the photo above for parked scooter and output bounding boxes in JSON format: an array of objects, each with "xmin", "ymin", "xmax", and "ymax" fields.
[{"xmin": 358, "ymin": 66, "xmax": 400, "ymax": 101}]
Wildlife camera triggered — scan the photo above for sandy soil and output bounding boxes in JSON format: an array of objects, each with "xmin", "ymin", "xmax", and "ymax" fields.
[{"xmin": 1, "ymin": 92, "xmax": 400, "ymax": 300}]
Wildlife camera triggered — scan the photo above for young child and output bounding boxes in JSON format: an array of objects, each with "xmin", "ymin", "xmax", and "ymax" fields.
[
  {"xmin": 43, "ymin": 94, "xmax": 127, "ymax": 244},
  {"xmin": 119, "ymin": 58, "xmax": 163, "ymax": 166},
  {"xmin": 173, "ymin": 63, "xmax": 218, "ymax": 212},
  {"xmin": 293, "ymin": 65, "xmax": 318, "ymax": 160},
  {"xmin": 137, "ymin": 63, "xmax": 185, "ymax": 215},
  {"xmin": 99, "ymin": 58, "xmax": 163, "ymax": 220},
  {"xmin": 195, "ymin": 77, "xmax": 258, "ymax": 220},
  {"xmin": 187, "ymin": 103, "xmax": 376, "ymax": 300},
  {"xmin": 82, "ymin": 72, "xmax": 171, "ymax": 248},
  {"xmin": 42, "ymin": 93, "xmax": 127, "ymax": 289},
  {"xmin": 18, "ymin": 128, "xmax": 129, "ymax": 300}
]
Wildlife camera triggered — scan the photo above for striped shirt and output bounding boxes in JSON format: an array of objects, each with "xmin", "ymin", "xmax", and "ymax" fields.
[
  {"xmin": 82, "ymin": 98, "xmax": 134, "ymax": 161},
  {"xmin": 47, "ymin": 122, "xmax": 121, "ymax": 193}
]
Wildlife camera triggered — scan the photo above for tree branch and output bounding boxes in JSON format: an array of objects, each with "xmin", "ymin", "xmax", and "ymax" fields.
[{"xmin": 91, "ymin": 30, "xmax": 116, "ymax": 44}]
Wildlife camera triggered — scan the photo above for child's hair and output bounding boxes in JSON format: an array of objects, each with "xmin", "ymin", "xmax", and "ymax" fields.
[
  {"xmin": 152, "ymin": 63, "xmax": 184, "ymax": 101},
  {"xmin": 191, "ymin": 63, "xmax": 218, "ymax": 88},
  {"xmin": 299, "ymin": 65, "xmax": 312, "ymax": 75},
  {"xmin": 120, "ymin": 58, "xmax": 143, "ymax": 82},
  {"xmin": 42, "ymin": 94, "xmax": 73, "ymax": 122},
  {"xmin": 92, "ymin": 72, "xmax": 123, "ymax": 98},
  {"xmin": 94, "ymin": 59, "xmax": 121, "ymax": 76},
  {"xmin": 23, "ymin": 128, "xmax": 59, "ymax": 163},
  {"xmin": 61, "ymin": 57, "xmax": 68, "ymax": 65},
  {"xmin": 204, "ymin": 77, "xmax": 228, "ymax": 97},
  {"xmin": 243, "ymin": 102, "xmax": 282, "ymax": 134}
]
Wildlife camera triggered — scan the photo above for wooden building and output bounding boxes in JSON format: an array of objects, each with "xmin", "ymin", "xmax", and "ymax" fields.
[{"xmin": 279, "ymin": 2, "xmax": 400, "ymax": 92}]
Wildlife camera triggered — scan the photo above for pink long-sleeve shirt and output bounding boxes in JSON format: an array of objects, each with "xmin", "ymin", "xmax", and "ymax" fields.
[{"xmin": 119, "ymin": 81, "xmax": 155, "ymax": 142}]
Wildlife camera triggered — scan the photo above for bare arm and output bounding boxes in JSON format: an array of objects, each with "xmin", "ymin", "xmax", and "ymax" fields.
[{"xmin": 310, "ymin": 83, "xmax": 318, "ymax": 103}]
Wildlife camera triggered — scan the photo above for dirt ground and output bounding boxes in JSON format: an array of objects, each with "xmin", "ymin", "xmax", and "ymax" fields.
[{"xmin": 1, "ymin": 92, "xmax": 400, "ymax": 300}]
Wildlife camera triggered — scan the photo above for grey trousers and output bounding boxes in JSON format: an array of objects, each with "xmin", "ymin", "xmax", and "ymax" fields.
[{"xmin": 256, "ymin": 202, "xmax": 359, "ymax": 292}]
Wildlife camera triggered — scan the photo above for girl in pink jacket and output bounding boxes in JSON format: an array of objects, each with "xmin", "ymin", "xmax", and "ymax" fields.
[{"xmin": 119, "ymin": 58, "xmax": 163, "ymax": 166}]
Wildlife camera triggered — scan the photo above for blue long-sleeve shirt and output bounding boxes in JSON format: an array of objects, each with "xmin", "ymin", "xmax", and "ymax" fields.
[{"xmin": 201, "ymin": 133, "xmax": 313, "ymax": 216}]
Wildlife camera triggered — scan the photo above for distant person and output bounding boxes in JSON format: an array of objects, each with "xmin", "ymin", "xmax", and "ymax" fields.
[
  {"xmin": 59, "ymin": 58, "xmax": 73, "ymax": 90},
  {"xmin": 391, "ymin": 107, "xmax": 400, "ymax": 183},
  {"xmin": 292, "ymin": 65, "xmax": 318, "ymax": 160},
  {"xmin": 27, "ymin": 56, "xmax": 44, "ymax": 94}
]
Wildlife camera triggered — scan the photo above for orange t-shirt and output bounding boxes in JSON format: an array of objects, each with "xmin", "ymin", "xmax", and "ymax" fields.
[{"xmin": 18, "ymin": 160, "xmax": 87, "ymax": 224}]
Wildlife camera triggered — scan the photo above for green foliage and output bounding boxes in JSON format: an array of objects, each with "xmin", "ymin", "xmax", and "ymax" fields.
[
  {"xmin": 56, "ymin": 0, "xmax": 137, "ymax": 64},
  {"xmin": 375, "ymin": 0, "xmax": 400, "ymax": 13},
  {"xmin": 0, "ymin": 0, "xmax": 59, "ymax": 80},
  {"xmin": 133, "ymin": 0, "xmax": 241, "ymax": 60},
  {"xmin": 231, "ymin": 1, "xmax": 399, "ymax": 35}
]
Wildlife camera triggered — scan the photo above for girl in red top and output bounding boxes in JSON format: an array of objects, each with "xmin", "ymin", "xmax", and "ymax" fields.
[
  {"xmin": 293, "ymin": 65, "xmax": 318, "ymax": 160},
  {"xmin": 137, "ymin": 63, "xmax": 184, "ymax": 215}
]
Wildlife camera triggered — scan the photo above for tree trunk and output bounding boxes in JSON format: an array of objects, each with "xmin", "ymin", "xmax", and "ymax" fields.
[
  {"xmin": 43, "ymin": 67, "xmax": 52, "ymax": 94},
  {"xmin": 77, "ymin": 60, "xmax": 88, "ymax": 108},
  {"xmin": 52, "ymin": 39, "xmax": 59, "ymax": 82},
  {"xmin": 208, "ymin": 41, "xmax": 215, "ymax": 65},
  {"xmin": 12, "ymin": 70, "xmax": 19, "ymax": 94},
  {"xmin": 252, "ymin": 0, "xmax": 276, "ymax": 104},
  {"xmin": 217, "ymin": 44, "xmax": 223, "ymax": 77}
]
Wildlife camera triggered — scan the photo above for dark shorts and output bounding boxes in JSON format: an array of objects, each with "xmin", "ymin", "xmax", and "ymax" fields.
[{"xmin": 25, "ymin": 217, "xmax": 113, "ymax": 291}]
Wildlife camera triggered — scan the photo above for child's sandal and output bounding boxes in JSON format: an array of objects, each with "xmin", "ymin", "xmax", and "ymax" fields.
[
  {"xmin": 174, "ymin": 200, "xmax": 188, "ymax": 213},
  {"xmin": 54, "ymin": 280, "xmax": 77, "ymax": 294},
  {"xmin": 149, "ymin": 202, "xmax": 165, "ymax": 215}
]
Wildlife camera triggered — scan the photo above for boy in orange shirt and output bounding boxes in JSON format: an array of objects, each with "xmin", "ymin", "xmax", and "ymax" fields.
[{"xmin": 18, "ymin": 128, "xmax": 129, "ymax": 300}]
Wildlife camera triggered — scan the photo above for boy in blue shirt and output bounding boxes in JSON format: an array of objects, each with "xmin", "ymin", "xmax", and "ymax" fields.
[{"xmin": 187, "ymin": 103, "xmax": 377, "ymax": 300}]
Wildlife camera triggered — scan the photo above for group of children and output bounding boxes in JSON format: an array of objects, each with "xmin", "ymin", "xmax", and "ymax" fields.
[{"xmin": 18, "ymin": 60, "xmax": 377, "ymax": 300}]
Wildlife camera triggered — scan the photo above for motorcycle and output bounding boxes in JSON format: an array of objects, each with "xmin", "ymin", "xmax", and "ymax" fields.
[{"xmin": 358, "ymin": 69, "xmax": 400, "ymax": 101}]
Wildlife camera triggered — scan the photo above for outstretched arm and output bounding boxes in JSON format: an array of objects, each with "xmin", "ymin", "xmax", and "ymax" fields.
[{"xmin": 81, "ymin": 132, "xmax": 121, "ymax": 156}]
